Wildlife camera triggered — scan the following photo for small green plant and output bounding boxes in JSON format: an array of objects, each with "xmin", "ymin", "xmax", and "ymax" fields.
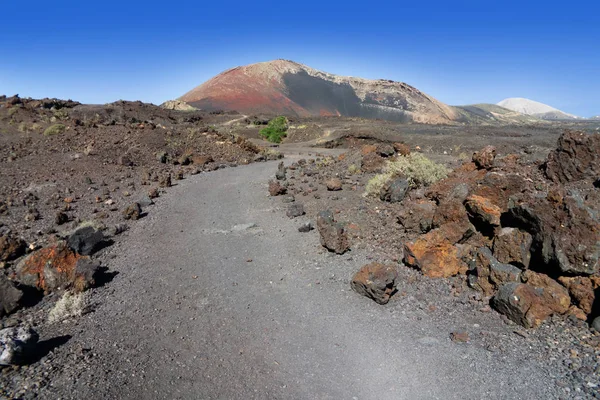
[
  {"xmin": 52, "ymin": 108, "xmax": 69, "ymax": 120},
  {"xmin": 364, "ymin": 153, "xmax": 449, "ymax": 197},
  {"xmin": 43, "ymin": 123, "xmax": 66, "ymax": 136},
  {"xmin": 347, "ymin": 164, "xmax": 361, "ymax": 175},
  {"xmin": 260, "ymin": 116, "xmax": 288, "ymax": 143},
  {"xmin": 48, "ymin": 291, "xmax": 88, "ymax": 323}
]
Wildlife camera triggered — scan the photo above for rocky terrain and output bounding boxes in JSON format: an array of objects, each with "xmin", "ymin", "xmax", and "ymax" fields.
[
  {"xmin": 267, "ymin": 129, "xmax": 600, "ymax": 397},
  {"xmin": 2, "ymin": 93, "xmax": 600, "ymax": 398}
]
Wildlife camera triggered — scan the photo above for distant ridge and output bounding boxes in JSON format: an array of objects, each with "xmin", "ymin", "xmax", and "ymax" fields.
[{"xmin": 497, "ymin": 98, "xmax": 579, "ymax": 120}]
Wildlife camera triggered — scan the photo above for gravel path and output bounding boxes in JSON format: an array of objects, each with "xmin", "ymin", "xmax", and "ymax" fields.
[{"xmin": 37, "ymin": 157, "xmax": 563, "ymax": 399}]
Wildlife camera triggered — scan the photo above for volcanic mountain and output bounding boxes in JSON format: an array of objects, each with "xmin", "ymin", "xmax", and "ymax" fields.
[
  {"xmin": 497, "ymin": 98, "xmax": 580, "ymax": 120},
  {"xmin": 180, "ymin": 60, "xmax": 460, "ymax": 124}
]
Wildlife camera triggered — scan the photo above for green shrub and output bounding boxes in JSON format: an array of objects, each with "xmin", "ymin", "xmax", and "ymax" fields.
[
  {"xmin": 43, "ymin": 124, "xmax": 66, "ymax": 136},
  {"xmin": 364, "ymin": 153, "xmax": 449, "ymax": 197},
  {"xmin": 260, "ymin": 116, "xmax": 288, "ymax": 143}
]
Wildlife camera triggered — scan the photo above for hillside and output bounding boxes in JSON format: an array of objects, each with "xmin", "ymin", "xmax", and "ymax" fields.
[
  {"xmin": 497, "ymin": 97, "xmax": 579, "ymax": 120},
  {"xmin": 180, "ymin": 60, "xmax": 461, "ymax": 124},
  {"xmin": 453, "ymin": 103, "xmax": 542, "ymax": 124}
]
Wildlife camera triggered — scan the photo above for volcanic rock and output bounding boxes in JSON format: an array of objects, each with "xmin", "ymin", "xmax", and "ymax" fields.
[
  {"xmin": 67, "ymin": 226, "xmax": 109, "ymax": 256},
  {"xmin": 472, "ymin": 146, "xmax": 496, "ymax": 170},
  {"xmin": 545, "ymin": 131, "xmax": 600, "ymax": 183},
  {"xmin": 0, "ymin": 275, "xmax": 23, "ymax": 317},
  {"xmin": 0, "ymin": 233, "xmax": 26, "ymax": 262},
  {"xmin": 268, "ymin": 180, "xmax": 287, "ymax": 196},
  {"xmin": 492, "ymin": 228, "xmax": 532, "ymax": 269},
  {"xmin": 286, "ymin": 203, "xmax": 305, "ymax": 218},
  {"xmin": 472, "ymin": 247, "xmax": 521, "ymax": 295},
  {"xmin": 351, "ymin": 263, "xmax": 398, "ymax": 304},
  {"xmin": 325, "ymin": 178, "xmax": 342, "ymax": 191},
  {"xmin": 403, "ymin": 228, "xmax": 465, "ymax": 278},
  {"xmin": 0, "ymin": 326, "xmax": 39, "ymax": 366},
  {"xmin": 122, "ymin": 203, "xmax": 142, "ymax": 220},
  {"xmin": 316, "ymin": 210, "xmax": 349, "ymax": 254},
  {"xmin": 380, "ymin": 178, "xmax": 409, "ymax": 203}
]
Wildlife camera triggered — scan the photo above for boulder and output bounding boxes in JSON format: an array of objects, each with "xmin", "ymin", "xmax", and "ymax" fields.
[
  {"xmin": 16, "ymin": 242, "xmax": 100, "ymax": 292},
  {"xmin": 316, "ymin": 210, "xmax": 349, "ymax": 254},
  {"xmin": 122, "ymin": 203, "xmax": 142, "ymax": 220},
  {"xmin": 545, "ymin": 131, "xmax": 600, "ymax": 183},
  {"xmin": 380, "ymin": 178, "xmax": 409, "ymax": 203},
  {"xmin": 0, "ymin": 275, "xmax": 23, "ymax": 317},
  {"xmin": 286, "ymin": 203, "xmax": 305, "ymax": 218},
  {"xmin": 464, "ymin": 194, "xmax": 501, "ymax": 230},
  {"xmin": 558, "ymin": 276, "xmax": 595, "ymax": 315},
  {"xmin": 492, "ymin": 277, "xmax": 570, "ymax": 328},
  {"xmin": 0, "ymin": 326, "xmax": 39, "ymax": 366},
  {"xmin": 506, "ymin": 194, "xmax": 600, "ymax": 275},
  {"xmin": 0, "ymin": 233, "xmax": 26, "ymax": 262},
  {"xmin": 268, "ymin": 180, "xmax": 287, "ymax": 196},
  {"xmin": 397, "ymin": 200, "xmax": 436, "ymax": 234},
  {"xmin": 403, "ymin": 229, "xmax": 465, "ymax": 278},
  {"xmin": 472, "ymin": 146, "xmax": 496, "ymax": 170},
  {"xmin": 521, "ymin": 270, "xmax": 571, "ymax": 315},
  {"xmin": 325, "ymin": 178, "xmax": 342, "ymax": 191},
  {"xmin": 351, "ymin": 263, "xmax": 398, "ymax": 304},
  {"xmin": 472, "ymin": 247, "xmax": 521, "ymax": 295},
  {"xmin": 492, "ymin": 228, "xmax": 532, "ymax": 269},
  {"xmin": 193, "ymin": 155, "xmax": 214, "ymax": 166},
  {"xmin": 67, "ymin": 226, "xmax": 109, "ymax": 256}
]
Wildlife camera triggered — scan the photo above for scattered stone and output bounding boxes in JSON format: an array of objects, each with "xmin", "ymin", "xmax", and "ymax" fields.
[
  {"xmin": 397, "ymin": 201, "xmax": 436, "ymax": 234},
  {"xmin": 175, "ymin": 170, "xmax": 184, "ymax": 180},
  {"xmin": 148, "ymin": 187, "xmax": 159, "ymax": 199},
  {"xmin": 380, "ymin": 178, "xmax": 409, "ymax": 203},
  {"xmin": 138, "ymin": 195, "xmax": 154, "ymax": 207},
  {"xmin": 316, "ymin": 210, "xmax": 350, "ymax": 254},
  {"xmin": 16, "ymin": 242, "xmax": 99, "ymax": 292},
  {"xmin": 351, "ymin": 262, "xmax": 398, "ymax": 304},
  {"xmin": 298, "ymin": 222, "xmax": 313, "ymax": 232},
  {"xmin": 545, "ymin": 130, "xmax": 600, "ymax": 183},
  {"xmin": 24, "ymin": 208, "xmax": 40, "ymax": 222},
  {"xmin": 472, "ymin": 145, "xmax": 496, "ymax": 169},
  {"xmin": 122, "ymin": 203, "xmax": 142, "ymax": 220},
  {"xmin": 0, "ymin": 275, "xmax": 23, "ymax": 317},
  {"xmin": 0, "ymin": 233, "xmax": 26, "ymax": 262},
  {"xmin": 110, "ymin": 223, "xmax": 128, "ymax": 236},
  {"xmin": 286, "ymin": 203, "xmax": 305, "ymax": 218},
  {"xmin": 450, "ymin": 331, "xmax": 470, "ymax": 343},
  {"xmin": 178, "ymin": 155, "xmax": 191, "ymax": 166},
  {"xmin": 281, "ymin": 195, "xmax": 295, "ymax": 203},
  {"xmin": 156, "ymin": 151, "xmax": 168, "ymax": 163},
  {"xmin": 193, "ymin": 155, "xmax": 213, "ymax": 166},
  {"xmin": 0, "ymin": 326, "xmax": 39, "ymax": 366},
  {"xmin": 72, "ymin": 258, "xmax": 102, "ymax": 292},
  {"xmin": 361, "ymin": 152, "xmax": 385, "ymax": 173},
  {"xmin": 118, "ymin": 155, "xmax": 133, "ymax": 166},
  {"xmin": 268, "ymin": 180, "xmax": 287, "ymax": 196},
  {"xmin": 275, "ymin": 161, "xmax": 286, "ymax": 180},
  {"xmin": 325, "ymin": 178, "xmax": 342, "ymax": 191},
  {"xmin": 376, "ymin": 144, "xmax": 395, "ymax": 157},
  {"xmin": 158, "ymin": 174, "xmax": 172, "ymax": 188},
  {"xmin": 393, "ymin": 142, "xmax": 410, "ymax": 156},
  {"xmin": 54, "ymin": 211, "xmax": 69, "ymax": 225},
  {"xmin": 67, "ymin": 226, "xmax": 109, "ymax": 256},
  {"xmin": 492, "ymin": 228, "xmax": 532, "ymax": 269}
]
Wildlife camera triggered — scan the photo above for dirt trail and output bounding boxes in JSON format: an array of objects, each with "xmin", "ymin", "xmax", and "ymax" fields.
[{"xmin": 38, "ymin": 157, "xmax": 561, "ymax": 399}]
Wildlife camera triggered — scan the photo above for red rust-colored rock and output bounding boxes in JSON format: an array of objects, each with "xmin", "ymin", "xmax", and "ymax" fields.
[
  {"xmin": 403, "ymin": 229, "xmax": 465, "ymax": 278},
  {"xmin": 351, "ymin": 263, "xmax": 398, "ymax": 304},
  {"xmin": 16, "ymin": 243, "xmax": 83, "ymax": 292},
  {"xmin": 472, "ymin": 145, "xmax": 496, "ymax": 170}
]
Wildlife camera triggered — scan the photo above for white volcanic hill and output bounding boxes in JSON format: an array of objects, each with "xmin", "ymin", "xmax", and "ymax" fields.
[{"xmin": 497, "ymin": 98, "xmax": 579, "ymax": 120}]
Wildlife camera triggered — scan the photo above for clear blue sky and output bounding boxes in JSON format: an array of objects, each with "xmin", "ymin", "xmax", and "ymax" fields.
[{"xmin": 1, "ymin": 1, "xmax": 598, "ymax": 116}]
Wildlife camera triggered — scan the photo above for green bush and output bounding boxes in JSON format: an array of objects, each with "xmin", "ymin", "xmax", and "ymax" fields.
[
  {"xmin": 364, "ymin": 153, "xmax": 449, "ymax": 197},
  {"xmin": 43, "ymin": 124, "xmax": 66, "ymax": 136},
  {"xmin": 260, "ymin": 116, "xmax": 288, "ymax": 143}
]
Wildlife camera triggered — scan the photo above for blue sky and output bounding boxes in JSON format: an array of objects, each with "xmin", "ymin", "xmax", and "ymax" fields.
[{"xmin": 1, "ymin": 1, "xmax": 598, "ymax": 116}]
